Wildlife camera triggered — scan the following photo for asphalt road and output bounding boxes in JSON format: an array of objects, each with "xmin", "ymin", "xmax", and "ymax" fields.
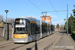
[{"xmin": 0, "ymin": 32, "xmax": 62, "ymax": 50}]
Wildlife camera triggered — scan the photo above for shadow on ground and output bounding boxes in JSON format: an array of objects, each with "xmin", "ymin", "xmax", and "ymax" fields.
[
  {"xmin": 70, "ymin": 35, "xmax": 75, "ymax": 41},
  {"xmin": 59, "ymin": 31, "xmax": 67, "ymax": 33},
  {"xmin": 59, "ymin": 31, "xmax": 71, "ymax": 34},
  {"xmin": 59, "ymin": 31, "xmax": 75, "ymax": 41},
  {"xmin": 26, "ymin": 40, "xmax": 38, "ymax": 50},
  {"xmin": 26, "ymin": 48, "xmax": 32, "ymax": 50}
]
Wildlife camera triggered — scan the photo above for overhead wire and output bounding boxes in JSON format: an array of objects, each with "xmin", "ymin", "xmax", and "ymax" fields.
[
  {"xmin": 48, "ymin": 0, "xmax": 67, "ymax": 12},
  {"xmin": 29, "ymin": 0, "xmax": 43, "ymax": 11},
  {"xmin": 29, "ymin": 0, "xmax": 67, "ymax": 16},
  {"xmin": 45, "ymin": 10, "xmax": 67, "ymax": 12},
  {"xmin": 49, "ymin": 0, "xmax": 60, "ymax": 20},
  {"xmin": 49, "ymin": 0, "xmax": 56, "ymax": 12}
]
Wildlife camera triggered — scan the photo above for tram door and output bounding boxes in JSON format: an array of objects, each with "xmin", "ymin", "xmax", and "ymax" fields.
[{"xmin": 30, "ymin": 23, "xmax": 36, "ymax": 41}]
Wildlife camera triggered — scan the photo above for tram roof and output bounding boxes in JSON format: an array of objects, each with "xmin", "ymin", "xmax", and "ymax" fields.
[
  {"xmin": 47, "ymin": 23, "xmax": 51, "ymax": 25},
  {"xmin": 15, "ymin": 17, "xmax": 54, "ymax": 25}
]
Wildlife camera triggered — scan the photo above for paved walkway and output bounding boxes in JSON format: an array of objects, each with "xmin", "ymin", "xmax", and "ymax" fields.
[{"xmin": 53, "ymin": 33, "xmax": 75, "ymax": 50}]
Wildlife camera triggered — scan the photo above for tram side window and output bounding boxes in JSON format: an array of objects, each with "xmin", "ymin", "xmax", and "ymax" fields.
[
  {"xmin": 42, "ymin": 25, "xmax": 47, "ymax": 33},
  {"xmin": 38, "ymin": 26, "xmax": 40, "ymax": 33},
  {"xmin": 45, "ymin": 25, "xmax": 47, "ymax": 33},
  {"xmin": 35, "ymin": 25, "xmax": 39, "ymax": 34},
  {"xmin": 51, "ymin": 25, "xmax": 53, "ymax": 32},
  {"xmin": 49, "ymin": 26, "xmax": 51, "ymax": 32},
  {"xmin": 52, "ymin": 27, "xmax": 54, "ymax": 30},
  {"xmin": 26, "ymin": 23, "xmax": 29, "ymax": 32},
  {"xmin": 42, "ymin": 25, "xmax": 43, "ymax": 33},
  {"xmin": 48, "ymin": 26, "xmax": 50, "ymax": 32},
  {"xmin": 42, "ymin": 25, "xmax": 44, "ymax": 33},
  {"xmin": 51, "ymin": 25, "xmax": 52, "ymax": 31},
  {"xmin": 53, "ymin": 26, "xmax": 54, "ymax": 31},
  {"xmin": 26, "ymin": 20, "xmax": 30, "ymax": 33},
  {"xmin": 48, "ymin": 26, "xmax": 49, "ymax": 32},
  {"xmin": 31, "ymin": 23, "xmax": 35, "ymax": 35}
]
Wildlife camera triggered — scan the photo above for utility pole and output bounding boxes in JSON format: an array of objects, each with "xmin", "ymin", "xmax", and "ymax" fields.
[
  {"xmin": 40, "ymin": 12, "xmax": 47, "ymax": 38},
  {"xmin": 40, "ymin": 19, "xmax": 42, "ymax": 38},
  {"xmin": 67, "ymin": 4, "xmax": 68, "ymax": 35},
  {"xmin": 5, "ymin": 10, "xmax": 9, "ymax": 41}
]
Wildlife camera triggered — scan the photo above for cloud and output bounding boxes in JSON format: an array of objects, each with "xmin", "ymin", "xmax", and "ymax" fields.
[
  {"xmin": 47, "ymin": 14, "xmax": 57, "ymax": 18},
  {"xmin": 52, "ymin": 20, "xmax": 65, "ymax": 25},
  {"xmin": 51, "ymin": 16, "xmax": 57, "ymax": 18},
  {"xmin": 47, "ymin": 14, "xmax": 52, "ymax": 16}
]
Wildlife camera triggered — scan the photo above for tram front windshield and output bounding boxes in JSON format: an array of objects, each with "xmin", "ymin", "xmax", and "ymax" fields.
[
  {"xmin": 14, "ymin": 19, "xmax": 27, "ymax": 34},
  {"xmin": 15, "ymin": 19, "xmax": 26, "ymax": 25}
]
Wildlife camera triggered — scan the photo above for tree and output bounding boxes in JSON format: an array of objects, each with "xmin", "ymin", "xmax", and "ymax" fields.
[
  {"xmin": 7, "ymin": 18, "xmax": 14, "ymax": 24},
  {"xmin": 4, "ymin": 18, "xmax": 14, "ymax": 24},
  {"xmin": 56, "ymin": 24, "xmax": 59, "ymax": 28},
  {"xmin": 60, "ymin": 24, "xmax": 64, "ymax": 30},
  {"xmin": 0, "ymin": 15, "xmax": 3, "ymax": 22}
]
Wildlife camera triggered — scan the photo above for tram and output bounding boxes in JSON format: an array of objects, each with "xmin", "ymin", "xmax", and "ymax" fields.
[{"xmin": 12, "ymin": 17, "xmax": 55, "ymax": 43}]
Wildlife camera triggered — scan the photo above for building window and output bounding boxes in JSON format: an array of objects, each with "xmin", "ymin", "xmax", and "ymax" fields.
[{"xmin": 45, "ymin": 17, "xmax": 46, "ymax": 20}]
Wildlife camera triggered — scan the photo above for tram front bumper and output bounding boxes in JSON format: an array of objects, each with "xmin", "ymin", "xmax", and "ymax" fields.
[{"xmin": 13, "ymin": 38, "xmax": 28, "ymax": 43}]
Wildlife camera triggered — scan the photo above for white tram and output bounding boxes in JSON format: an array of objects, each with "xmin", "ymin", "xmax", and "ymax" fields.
[{"xmin": 12, "ymin": 17, "xmax": 55, "ymax": 43}]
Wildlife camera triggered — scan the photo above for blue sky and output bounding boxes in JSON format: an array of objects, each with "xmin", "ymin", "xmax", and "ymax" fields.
[{"xmin": 0, "ymin": 0, "xmax": 75, "ymax": 25}]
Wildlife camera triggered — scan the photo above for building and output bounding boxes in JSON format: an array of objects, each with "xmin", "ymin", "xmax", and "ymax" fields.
[
  {"xmin": 0, "ymin": 20, "xmax": 12, "ymax": 40},
  {"xmin": 41, "ymin": 15, "xmax": 52, "ymax": 24}
]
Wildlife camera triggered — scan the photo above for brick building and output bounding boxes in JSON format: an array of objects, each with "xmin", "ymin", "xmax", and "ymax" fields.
[{"xmin": 41, "ymin": 15, "xmax": 52, "ymax": 24}]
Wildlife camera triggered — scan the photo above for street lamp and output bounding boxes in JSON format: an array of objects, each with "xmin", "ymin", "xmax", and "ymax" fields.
[
  {"xmin": 5, "ymin": 10, "xmax": 9, "ymax": 41},
  {"xmin": 64, "ymin": 19, "xmax": 67, "ymax": 31}
]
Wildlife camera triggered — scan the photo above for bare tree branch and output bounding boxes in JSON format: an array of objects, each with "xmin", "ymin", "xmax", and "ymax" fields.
[{"xmin": 0, "ymin": 15, "xmax": 3, "ymax": 22}]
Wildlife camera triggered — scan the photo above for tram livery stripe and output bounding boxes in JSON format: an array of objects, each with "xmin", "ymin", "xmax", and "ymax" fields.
[{"xmin": 13, "ymin": 34, "xmax": 28, "ymax": 39}]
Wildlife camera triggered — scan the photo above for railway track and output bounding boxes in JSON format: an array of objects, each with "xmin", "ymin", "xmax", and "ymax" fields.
[
  {"xmin": 0, "ymin": 42, "xmax": 13, "ymax": 48},
  {"xmin": 0, "ymin": 32, "xmax": 61, "ymax": 50},
  {"xmin": 11, "ymin": 44, "xmax": 26, "ymax": 50},
  {"xmin": 9, "ymin": 33, "xmax": 56, "ymax": 50}
]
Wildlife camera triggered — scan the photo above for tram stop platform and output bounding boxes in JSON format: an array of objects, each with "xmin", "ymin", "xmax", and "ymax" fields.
[{"xmin": 49, "ymin": 32, "xmax": 75, "ymax": 50}]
